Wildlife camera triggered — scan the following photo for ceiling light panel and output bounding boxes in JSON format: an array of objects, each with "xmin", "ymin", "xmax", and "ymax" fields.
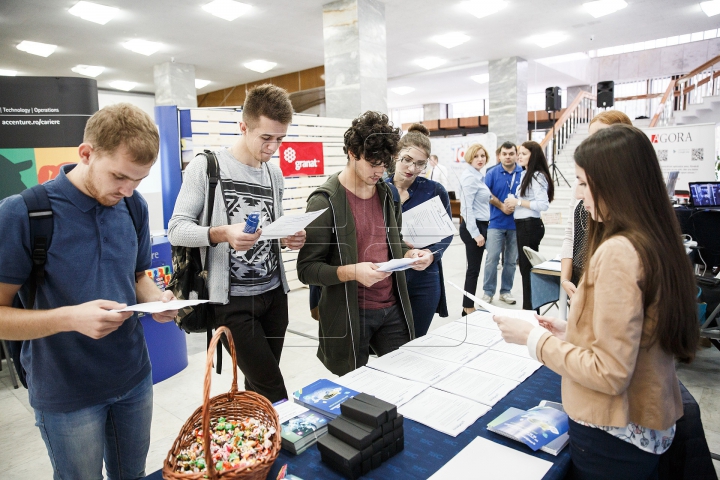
[
  {"xmin": 701, "ymin": 0, "xmax": 720, "ymax": 17},
  {"xmin": 582, "ymin": 0, "xmax": 627, "ymax": 18},
  {"xmin": 110, "ymin": 81, "xmax": 136, "ymax": 91},
  {"xmin": 531, "ymin": 32, "xmax": 567, "ymax": 48},
  {"xmin": 122, "ymin": 39, "xmax": 161, "ymax": 56},
  {"xmin": 68, "ymin": 1, "xmax": 119, "ymax": 25},
  {"xmin": 195, "ymin": 79, "xmax": 211, "ymax": 89},
  {"xmin": 471, "ymin": 74, "xmax": 489, "ymax": 83},
  {"xmin": 0, "ymin": 69, "xmax": 18, "ymax": 76},
  {"xmin": 203, "ymin": 0, "xmax": 252, "ymax": 21},
  {"xmin": 72, "ymin": 65, "xmax": 105, "ymax": 77},
  {"xmin": 243, "ymin": 60, "xmax": 276, "ymax": 73},
  {"xmin": 415, "ymin": 57, "xmax": 446, "ymax": 70},
  {"xmin": 17, "ymin": 41, "xmax": 57, "ymax": 57},
  {"xmin": 391, "ymin": 87, "xmax": 415, "ymax": 95},
  {"xmin": 433, "ymin": 32, "xmax": 470, "ymax": 49},
  {"xmin": 461, "ymin": 0, "xmax": 508, "ymax": 19}
]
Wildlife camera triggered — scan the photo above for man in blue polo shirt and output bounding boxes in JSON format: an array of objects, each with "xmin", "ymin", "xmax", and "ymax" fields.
[
  {"xmin": 482, "ymin": 141, "xmax": 523, "ymax": 304},
  {"xmin": 0, "ymin": 103, "xmax": 178, "ymax": 480}
]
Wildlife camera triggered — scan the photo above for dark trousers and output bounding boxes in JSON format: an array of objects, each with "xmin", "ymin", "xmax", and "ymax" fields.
[
  {"xmin": 406, "ymin": 268, "xmax": 441, "ymax": 337},
  {"xmin": 460, "ymin": 220, "xmax": 488, "ymax": 309},
  {"xmin": 357, "ymin": 304, "xmax": 410, "ymax": 367},
  {"xmin": 213, "ymin": 286, "xmax": 289, "ymax": 403},
  {"xmin": 568, "ymin": 419, "xmax": 660, "ymax": 480},
  {"xmin": 515, "ymin": 217, "xmax": 545, "ymax": 310}
]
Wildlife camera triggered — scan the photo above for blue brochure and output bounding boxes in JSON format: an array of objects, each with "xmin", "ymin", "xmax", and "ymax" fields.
[
  {"xmin": 489, "ymin": 406, "xmax": 569, "ymax": 451},
  {"xmin": 292, "ymin": 379, "xmax": 359, "ymax": 418}
]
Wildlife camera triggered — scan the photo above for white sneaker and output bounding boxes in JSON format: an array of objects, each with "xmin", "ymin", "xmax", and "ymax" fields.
[
  {"xmin": 482, "ymin": 294, "xmax": 493, "ymax": 303},
  {"xmin": 499, "ymin": 293, "xmax": 516, "ymax": 305}
]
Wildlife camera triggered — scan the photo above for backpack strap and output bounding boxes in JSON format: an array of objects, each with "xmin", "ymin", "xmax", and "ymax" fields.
[
  {"xmin": 124, "ymin": 190, "xmax": 144, "ymax": 239},
  {"xmin": 19, "ymin": 185, "xmax": 54, "ymax": 308}
]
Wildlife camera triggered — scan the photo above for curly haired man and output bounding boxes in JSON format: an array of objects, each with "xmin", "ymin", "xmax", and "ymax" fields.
[{"xmin": 297, "ymin": 111, "xmax": 433, "ymax": 375}]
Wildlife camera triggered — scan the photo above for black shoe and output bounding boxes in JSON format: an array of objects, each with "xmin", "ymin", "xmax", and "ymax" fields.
[{"xmin": 461, "ymin": 310, "xmax": 468, "ymax": 317}]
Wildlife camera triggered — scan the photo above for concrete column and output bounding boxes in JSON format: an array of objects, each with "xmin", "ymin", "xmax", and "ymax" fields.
[
  {"xmin": 567, "ymin": 85, "xmax": 592, "ymax": 105},
  {"xmin": 323, "ymin": 0, "xmax": 387, "ymax": 119},
  {"xmin": 154, "ymin": 62, "xmax": 197, "ymax": 108},
  {"xmin": 488, "ymin": 57, "xmax": 528, "ymax": 145},
  {"xmin": 423, "ymin": 103, "xmax": 449, "ymax": 121}
]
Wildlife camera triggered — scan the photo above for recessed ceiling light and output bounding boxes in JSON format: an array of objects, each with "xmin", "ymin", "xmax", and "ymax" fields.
[
  {"xmin": 71, "ymin": 65, "xmax": 105, "ymax": 77},
  {"xmin": 700, "ymin": 0, "xmax": 720, "ymax": 16},
  {"xmin": 391, "ymin": 87, "xmax": 415, "ymax": 95},
  {"xmin": 17, "ymin": 41, "xmax": 57, "ymax": 57},
  {"xmin": 243, "ymin": 60, "xmax": 276, "ymax": 73},
  {"xmin": 68, "ymin": 1, "xmax": 119, "ymax": 25},
  {"xmin": 461, "ymin": 0, "xmax": 508, "ymax": 19},
  {"xmin": 110, "ymin": 80, "xmax": 136, "ymax": 91},
  {"xmin": 195, "ymin": 79, "xmax": 211, "ymax": 89},
  {"xmin": 415, "ymin": 57, "xmax": 446, "ymax": 70},
  {"xmin": 0, "ymin": 69, "xmax": 18, "ymax": 76},
  {"xmin": 202, "ymin": 0, "xmax": 252, "ymax": 21},
  {"xmin": 531, "ymin": 32, "xmax": 567, "ymax": 48},
  {"xmin": 433, "ymin": 32, "xmax": 470, "ymax": 49},
  {"xmin": 471, "ymin": 73, "xmax": 489, "ymax": 84},
  {"xmin": 122, "ymin": 39, "xmax": 161, "ymax": 56},
  {"xmin": 582, "ymin": 0, "xmax": 627, "ymax": 18}
]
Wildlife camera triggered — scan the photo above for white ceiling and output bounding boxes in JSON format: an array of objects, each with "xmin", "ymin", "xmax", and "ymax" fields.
[{"xmin": 0, "ymin": 0, "xmax": 715, "ymax": 108}]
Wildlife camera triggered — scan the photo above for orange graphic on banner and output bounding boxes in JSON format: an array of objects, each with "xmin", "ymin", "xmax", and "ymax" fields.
[{"xmin": 34, "ymin": 147, "xmax": 77, "ymax": 183}]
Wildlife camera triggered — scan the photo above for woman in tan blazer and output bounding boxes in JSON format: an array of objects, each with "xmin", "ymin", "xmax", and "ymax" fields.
[{"xmin": 494, "ymin": 125, "xmax": 699, "ymax": 480}]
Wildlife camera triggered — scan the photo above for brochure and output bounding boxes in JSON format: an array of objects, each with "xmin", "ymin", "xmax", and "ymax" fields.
[
  {"xmin": 487, "ymin": 405, "xmax": 569, "ymax": 453},
  {"xmin": 292, "ymin": 379, "xmax": 359, "ymax": 418}
]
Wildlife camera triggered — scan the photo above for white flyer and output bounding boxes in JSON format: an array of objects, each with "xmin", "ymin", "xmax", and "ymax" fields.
[
  {"xmin": 336, "ymin": 367, "xmax": 428, "ymax": 407},
  {"xmin": 490, "ymin": 341, "xmax": 533, "ymax": 359},
  {"xmin": 398, "ymin": 388, "xmax": 490, "ymax": 437},
  {"xmin": 401, "ymin": 334, "xmax": 488, "ymax": 365},
  {"xmin": 455, "ymin": 310, "xmax": 499, "ymax": 330},
  {"xmin": 366, "ymin": 349, "xmax": 460, "ymax": 385},
  {"xmin": 430, "ymin": 322, "xmax": 503, "ymax": 347},
  {"xmin": 401, "ymin": 196, "xmax": 457, "ymax": 249},
  {"xmin": 110, "ymin": 299, "xmax": 208, "ymax": 313},
  {"xmin": 259, "ymin": 208, "xmax": 327, "ymax": 240},
  {"xmin": 447, "ymin": 281, "xmax": 539, "ymax": 325},
  {"xmin": 433, "ymin": 367, "xmax": 520, "ymax": 407},
  {"xmin": 375, "ymin": 257, "xmax": 419, "ymax": 272},
  {"xmin": 464, "ymin": 350, "xmax": 542, "ymax": 383}
]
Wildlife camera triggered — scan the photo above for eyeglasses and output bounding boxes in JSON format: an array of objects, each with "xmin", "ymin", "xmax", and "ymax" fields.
[{"xmin": 398, "ymin": 156, "xmax": 428, "ymax": 170}]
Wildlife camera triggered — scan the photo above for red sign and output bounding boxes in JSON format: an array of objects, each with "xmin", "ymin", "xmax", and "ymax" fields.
[{"xmin": 279, "ymin": 142, "xmax": 324, "ymax": 177}]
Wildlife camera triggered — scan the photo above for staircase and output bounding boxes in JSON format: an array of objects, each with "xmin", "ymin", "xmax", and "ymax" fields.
[{"xmin": 674, "ymin": 95, "xmax": 720, "ymax": 125}]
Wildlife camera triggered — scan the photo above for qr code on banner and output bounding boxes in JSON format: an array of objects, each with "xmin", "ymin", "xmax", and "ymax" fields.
[
  {"xmin": 692, "ymin": 148, "xmax": 704, "ymax": 162},
  {"xmin": 657, "ymin": 149, "xmax": 668, "ymax": 162}
]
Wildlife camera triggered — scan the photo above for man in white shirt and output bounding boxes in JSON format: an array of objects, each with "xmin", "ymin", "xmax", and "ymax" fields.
[{"xmin": 425, "ymin": 155, "xmax": 449, "ymax": 189}]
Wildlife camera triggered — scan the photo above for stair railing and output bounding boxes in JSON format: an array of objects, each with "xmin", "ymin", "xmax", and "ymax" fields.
[
  {"xmin": 540, "ymin": 91, "xmax": 596, "ymax": 187},
  {"xmin": 650, "ymin": 55, "xmax": 720, "ymax": 127}
]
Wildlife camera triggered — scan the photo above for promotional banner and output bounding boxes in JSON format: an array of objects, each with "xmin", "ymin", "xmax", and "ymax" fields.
[
  {"xmin": 279, "ymin": 142, "xmax": 324, "ymax": 176},
  {"xmin": 429, "ymin": 133, "xmax": 498, "ymax": 195},
  {"xmin": 0, "ymin": 77, "xmax": 98, "ymax": 200},
  {"xmin": 640, "ymin": 123, "xmax": 717, "ymax": 191}
]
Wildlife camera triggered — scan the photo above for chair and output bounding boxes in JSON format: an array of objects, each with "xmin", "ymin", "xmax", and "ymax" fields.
[
  {"xmin": 0, "ymin": 339, "xmax": 19, "ymax": 389},
  {"xmin": 524, "ymin": 247, "xmax": 559, "ymax": 315}
]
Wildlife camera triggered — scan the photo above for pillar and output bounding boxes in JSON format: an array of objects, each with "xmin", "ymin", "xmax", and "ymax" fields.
[
  {"xmin": 423, "ymin": 103, "xmax": 450, "ymax": 121},
  {"xmin": 323, "ymin": 0, "xmax": 387, "ymax": 119},
  {"xmin": 488, "ymin": 57, "xmax": 528, "ymax": 145},
  {"xmin": 154, "ymin": 62, "xmax": 197, "ymax": 108}
]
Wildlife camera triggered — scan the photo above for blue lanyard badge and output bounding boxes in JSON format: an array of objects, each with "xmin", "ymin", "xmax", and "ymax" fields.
[{"xmin": 506, "ymin": 171, "xmax": 518, "ymax": 192}]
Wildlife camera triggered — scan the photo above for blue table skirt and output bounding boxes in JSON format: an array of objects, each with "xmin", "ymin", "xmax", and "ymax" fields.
[
  {"xmin": 531, "ymin": 271, "xmax": 561, "ymax": 311},
  {"xmin": 147, "ymin": 367, "xmax": 570, "ymax": 480}
]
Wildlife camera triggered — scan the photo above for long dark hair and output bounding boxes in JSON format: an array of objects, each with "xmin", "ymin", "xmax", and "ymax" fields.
[
  {"xmin": 519, "ymin": 141, "xmax": 554, "ymax": 202},
  {"xmin": 574, "ymin": 124, "xmax": 698, "ymax": 363}
]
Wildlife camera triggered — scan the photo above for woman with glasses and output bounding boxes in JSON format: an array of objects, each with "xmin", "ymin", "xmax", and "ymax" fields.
[
  {"xmin": 386, "ymin": 124, "xmax": 451, "ymax": 336},
  {"xmin": 459, "ymin": 143, "xmax": 492, "ymax": 316},
  {"xmin": 504, "ymin": 141, "xmax": 554, "ymax": 311}
]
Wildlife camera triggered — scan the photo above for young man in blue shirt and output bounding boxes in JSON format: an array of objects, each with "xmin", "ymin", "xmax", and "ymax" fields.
[
  {"xmin": 482, "ymin": 141, "xmax": 523, "ymax": 304},
  {"xmin": 0, "ymin": 103, "xmax": 178, "ymax": 479}
]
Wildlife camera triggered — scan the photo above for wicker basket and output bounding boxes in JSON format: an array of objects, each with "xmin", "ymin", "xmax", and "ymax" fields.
[{"xmin": 162, "ymin": 326, "xmax": 281, "ymax": 479}]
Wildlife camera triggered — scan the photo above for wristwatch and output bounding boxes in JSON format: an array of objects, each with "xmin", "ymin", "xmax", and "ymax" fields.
[{"xmin": 516, "ymin": 198, "xmax": 522, "ymax": 207}]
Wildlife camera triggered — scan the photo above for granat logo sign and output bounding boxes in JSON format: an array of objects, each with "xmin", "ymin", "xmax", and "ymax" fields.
[
  {"xmin": 650, "ymin": 132, "xmax": 693, "ymax": 144},
  {"xmin": 278, "ymin": 142, "xmax": 324, "ymax": 177}
]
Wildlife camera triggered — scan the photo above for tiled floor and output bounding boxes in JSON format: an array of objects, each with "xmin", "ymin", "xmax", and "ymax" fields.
[{"xmin": 1, "ymin": 234, "xmax": 719, "ymax": 478}]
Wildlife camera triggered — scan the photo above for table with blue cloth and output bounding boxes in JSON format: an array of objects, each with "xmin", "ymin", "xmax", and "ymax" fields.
[{"xmin": 146, "ymin": 367, "xmax": 570, "ymax": 480}]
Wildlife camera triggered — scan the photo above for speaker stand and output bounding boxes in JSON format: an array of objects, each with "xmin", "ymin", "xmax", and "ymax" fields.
[{"xmin": 548, "ymin": 110, "xmax": 571, "ymax": 188}]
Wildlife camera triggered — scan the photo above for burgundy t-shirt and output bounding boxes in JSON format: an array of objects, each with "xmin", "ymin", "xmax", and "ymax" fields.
[{"xmin": 345, "ymin": 187, "xmax": 396, "ymax": 310}]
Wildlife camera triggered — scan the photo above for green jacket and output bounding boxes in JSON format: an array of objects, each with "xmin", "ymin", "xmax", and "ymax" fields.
[{"xmin": 297, "ymin": 173, "xmax": 415, "ymax": 376}]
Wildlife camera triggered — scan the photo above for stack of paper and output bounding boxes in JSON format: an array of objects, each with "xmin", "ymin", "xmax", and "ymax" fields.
[
  {"xmin": 397, "ymin": 388, "xmax": 490, "ymax": 437},
  {"xmin": 430, "ymin": 322, "xmax": 503, "ymax": 347},
  {"xmin": 455, "ymin": 310, "xmax": 499, "ymax": 330},
  {"xmin": 400, "ymin": 334, "xmax": 488, "ymax": 365},
  {"xmin": 433, "ymin": 367, "xmax": 520, "ymax": 407},
  {"xmin": 366, "ymin": 349, "xmax": 460, "ymax": 385},
  {"xmin": 336, "ymin": 366, "xmax": 427, "ymax": 407},
  {"xmin": 465, "ymin": 350, "xmax": 542, "ymax": 383},
  {"xmin": 490, "ymin": 340, "xmax": 533, "ymax": 359}
]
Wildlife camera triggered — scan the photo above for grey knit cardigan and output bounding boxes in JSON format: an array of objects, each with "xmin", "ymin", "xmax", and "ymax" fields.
[{"xmin": 167, "ymin": 152, "xmax": 290, "ymax": 304}]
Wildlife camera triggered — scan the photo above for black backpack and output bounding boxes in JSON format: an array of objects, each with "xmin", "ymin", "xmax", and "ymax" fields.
[{"xmin": 8, "ymin": 183, "xmax": 144, "ymax": 388}]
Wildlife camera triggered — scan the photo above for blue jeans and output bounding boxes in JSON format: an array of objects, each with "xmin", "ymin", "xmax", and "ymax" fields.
[
  {"xmin": 483, "ymin": 228, "xmax": 518, "ymax": 296},
  {"xmin": 406, "ymin": 267, "xmax": 442, "ymax": 337},
  {"xmin": 34, "ymin": 372, "xmax": 153, "ymax": 480}
]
